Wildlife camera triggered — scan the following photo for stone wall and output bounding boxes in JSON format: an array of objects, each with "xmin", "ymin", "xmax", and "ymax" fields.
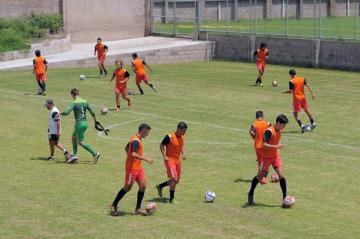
[{"xmin": 0, "ymin": 0, "xmax": 61, "ymax": 18}]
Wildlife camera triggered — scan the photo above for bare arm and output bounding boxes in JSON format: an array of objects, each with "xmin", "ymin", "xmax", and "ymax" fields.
[
  {"xmin": 94, "ymin": 46, "xmax": 97, "ymax": 56},
  {"xmin": 263, "ymin": 142, "xmax": 284, "ymax": 150},
  {"xmin": 109, "ymin": 73, "xmax": 115, "ymax": 83},
  {"xmin": 143, "ymin": 61, "xmax": 153, "ymax": 73},
  {"xmin": 119, "ymin": 76, "xmax": 129, "ymax": 84},
  {"xmin": 249, "ymin": 125, "xmax": 256, "ymax": 139},
  {"xmin": 160, "ymin": 143, "xmax": 167, "ymax": 161},
  {"xmin": 131, "ymin": 152, "xmax": 153, "ymax": 164},
  {"xmin": 306, "ymin": 84, "xmax": 316, "ymax": 100},
  {"xmin": 33, "ymin": 59, "xmax": 36, "ymax": 74},
  {"xmin": 131, "ymin": 62, "xmax": 136, "ymax": 73}
]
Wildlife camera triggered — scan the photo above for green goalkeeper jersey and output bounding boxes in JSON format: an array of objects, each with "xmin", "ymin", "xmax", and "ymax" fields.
[{"xmin": 61, "ymin": 97, "xmax": 95, "ymax": 122}]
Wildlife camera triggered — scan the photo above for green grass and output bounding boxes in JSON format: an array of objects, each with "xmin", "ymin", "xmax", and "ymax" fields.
[
  {"xmin": 154, "ymin": 16, "xmax": 360, "ymax": 40},
  {"xmin": 0, "ymin": 61, "xmax": 360, "ymax": 238}
]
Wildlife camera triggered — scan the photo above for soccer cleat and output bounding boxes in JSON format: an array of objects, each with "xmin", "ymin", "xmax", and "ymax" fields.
[
  {"xmin": 134, "ymin": 208, "xmax": 148, "ymax": 216},
  {"xmin": 311, "ymin": 123, "xmax": 317, "ymax": 129},
  {"xmin": 248, "ymin": 193, "xmax": 254, "ymax": 205},
  {"xmin": 260, "ymin": 177, "xmax": 267, "ymax": 185},
  {"xmin": 93, "ymin": 153, "xmax": 100, "ymax": 164},
  {"xmin": 42, "ymin": 91, "xmax": 46, "ymax": 96},
  {"xmin": 169, "ymin": 199, "xmax": 176, "ymax": 204},
  {"xmin": 156, "ymin": 185, "xmax": 163, "ymax": 198},
  {"xmin": 47, "ymin": 156, "xmax": 54, "ymax": 161},
  {"xmin": 301, "ymin": 125, "xmax": 306, "ymax": 134},
  {"xmin": 115, "ymin": 106, "xmax": 120, "ymax": 112},
  {"xmin": 151, "ymin": 86, "xmax": 157, "ymax": 93},
  {"xmin": 109, "ymin": 205, "xmax": 118, "ymax": 216},
  {"xmin": 259, "ymin": 83, "xmax": 263, "ymax": 87},
  {"xmin": 67, "ymin": 155, "xmax": 78, "ymax": 163}
]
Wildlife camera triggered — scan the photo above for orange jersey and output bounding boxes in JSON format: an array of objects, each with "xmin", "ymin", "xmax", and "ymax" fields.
[
  {"xmin": 95, "ymin": 43, "xmax": 106, "ymax": 57},
  {"xmin": 252, "ymin": 119, "xmax": 270, "ymax": 149},
  {"xmin": 166, "ymin": 132, "xmax": 185, "ymax": 164},
  {"xmin": 125, "ymin": 135, "xmax": 143, "ymax": 171},
  {"xmin": 114, "ymin": 68, "xmax": 129, "ymax": 89},
  {"xmin": 132, "ymin": 58, "xmax": 146, "ymax": 75},
  {"xmin": 290, "ymin": 75, "xmax": 306, "ymax": 101},
  {"xmin": 262, "ymin": 126, "xmax": 281, "ymax": 158},
  {"xmin": 256, "ymin": 48, "xmax": 268, "ymax": 65},
  {"xmin": 34, "ymin": 56, "xmax": 46, "ymax": 74}
]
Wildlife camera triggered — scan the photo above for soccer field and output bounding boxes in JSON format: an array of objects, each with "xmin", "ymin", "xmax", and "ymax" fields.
[
  {"xmin": 154, "ymin": 16, "xmax": 360, "ymax": 40},
  {"xmin": 1, "ymin": 61, "xmax": 359, "ymax": 238}
]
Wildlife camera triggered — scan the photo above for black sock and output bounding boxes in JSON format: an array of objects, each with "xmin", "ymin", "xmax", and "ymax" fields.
[
  {"xmin": 249, "ymin": 176, "xmax": 259, "ymax": 195},
  {"xmin": 139, "ymin": 88, "xmax": 144, "ymax": 94},
  {"xmin": 255, "ymin": 78, "xmax": 260, "ymax": 84},
  {"xmin": 310, "ymin": 118, "xmax": 314, "ymax": 124},
  {"xmin": 42, "ymin": 82, "xmax": 46, "ymax": 91},
  {"xmin": 37, "ymin": 81, "xmax": 44, "ymax": 91},
  {"xmin": 149, "ymin": 83, "xmax": 154, "ymax": 88},
  {"xmin": 297, "ymin": 119, "xmax": 303, "ymax": 127},
  {"xmin": 136, "ymin": 191, "xmax": 145, "ymax": 210},
  {"xmin": 112, "ymin": 188, "xmax": 127, "ymax": 207},
  {"xmin": 259, "ymin": 79, "xmax": 262, "ymax": 84},
  {"xmin": 104, "ymin": 69, "xmax": 107, "ymax": 75},
  {"xmin": 279, "ymin": 178, "xmax": 287, "ymax": 199},
  {"xmin": 100, "ymin": 69, "xmax": 103, "ymax": 75},
  {"xmin": 159, "ymin": 181, "xmax": 169, "ymax": 189},
  {"xmin": 170, "ymin": 190, "xmax": 175, "ymax": 201}
]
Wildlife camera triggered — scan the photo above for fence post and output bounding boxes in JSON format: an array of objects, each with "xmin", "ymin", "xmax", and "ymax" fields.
[
  {"xmin": 254, "ymin": 0, "xmax": 257, "ymax": 35},
  {"xmin": 173, "ymin": 0, "xmax": 176, "ymax": 36},
  {"xmin": 319, "ymin": 0, "xmax": 322, "ymax": 38},
  {"xmin": 196, "ymin": 0, "xmax": 201, "ymax": 35},
  {"xmin": 226, "ymin": 0, "xmax": 229, "ymax": 33},
  {"xmin": 313, "ymin": 0, "xmax": 317, "ymax": 38},
  {"xmin": 285, "ymin": 0, "xmax": 288, "ymax": 36},
  {"xmin": 356, "ymin": 0, "xmax": 359, "ymax": 40}
]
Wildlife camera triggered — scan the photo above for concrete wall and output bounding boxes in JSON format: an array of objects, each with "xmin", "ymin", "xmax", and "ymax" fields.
[
  {"xmin": 63, "ymin": 0, "xmax": 147, "ymax": 43},
  {"xmin": 0, "ymin": 0, "xmax": 61, "ymax": 18},
  {"xmin": 199, "ymin": 32, "xmax": 360, "ymax": 71}
]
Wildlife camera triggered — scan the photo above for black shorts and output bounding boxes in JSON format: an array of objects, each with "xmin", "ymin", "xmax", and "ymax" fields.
[{"xmin": 48, "ymin": 134, "xmax": 59, "ymax": 142}]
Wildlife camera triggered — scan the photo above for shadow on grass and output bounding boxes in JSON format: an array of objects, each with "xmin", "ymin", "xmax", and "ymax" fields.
[
  {"xmin": 29, "ymin": 157, "xmax": 93, "ymax": 164},
  {"xmin": 242, "ymin": 202, "xmax": 281, "ymax": 208},
  {"xmin": 234, "ymin": 178, "xmax": 252, "ymax": 183},
  {"xmin": 147, "ymin": 197, "xmax": 169, "ymax": 203},
  {"xmin": 24, "ymin": 93, "xmax": 41, "ymax": 96},
  {"xmin": 282, "ymin": 130, "xmax": 301, "ymax": 134},
  {"xmin": 108, "ymin": 211, "xmax": 134, "ymax": 217},
  {"xmin": 84, "ymin": 75, "xmax": 101, "ymax": 79},
  {"xmin": 30, "ymin": 157, "xmax": 49, "ymax": 161}
]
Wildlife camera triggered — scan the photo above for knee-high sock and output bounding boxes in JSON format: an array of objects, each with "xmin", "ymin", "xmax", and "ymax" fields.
[
  {"xmin": 280, "ymin": 178, "xmax": 287, "ymax": 199},
  {"xmin": 80, "ymin": 142, "xmax": 97, "ymax": 156},
  {"xmin": 249, "ymin": 176, "xmax": 259, "ymax": 195},
  {"xmin": 72, "ymin": 140, "xmax": 78, "ymax": 155},
  {"xmin": 136, "ymin": 191, "xmax": 145, "ymax": 210},
  {"xmin": 112, "ymin": 188, "xmax": 127, "ymax": 207}
]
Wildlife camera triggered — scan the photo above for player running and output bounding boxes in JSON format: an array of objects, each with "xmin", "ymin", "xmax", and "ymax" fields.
[
  {"xmin": 283, "ymin": 69, "xmax": 316, "ymax": 133},
  {"xmin": 156, "ymin": 122, "xmax": 188, "ymax": 203},
  {"xmin": 44, "ymin": 99, "xmax": 68, "ymax": 160},
  {"xmin": 110, "ymin": 124, "xmax": 154, "ymax": 216},
  {"xmin": 131, "ymin": 53, "xmax": 156, "ymax": 94},
  {"xmin": 254, "ymin": 43, "xmax": 269, "ymax": 86},
  {"xmin": 33, "ymin": 50, "xmax": 48, "ymax": 95},
  {"xmin": 60, "ymin": 88, "xmax": 100, "ymax": 163},
  {"xmin": 248, "ymin": 114, "xmax": 289, "ymax": 207},
  {"xmin": 249, "ymin": 111, "xmax": 270, "ymax": 184},
  {"xmin": 94, "ymin": 37, "xmax": 108, "ymax": 77},
  {"xmin": 109, "ymin": 60, "xmax": 131, "ymax": 111}
]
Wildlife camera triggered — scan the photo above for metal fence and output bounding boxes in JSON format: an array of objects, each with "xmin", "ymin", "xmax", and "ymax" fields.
[{"xmin": 150, "ymin": 0, "xmax": 360, "ymax": 41}]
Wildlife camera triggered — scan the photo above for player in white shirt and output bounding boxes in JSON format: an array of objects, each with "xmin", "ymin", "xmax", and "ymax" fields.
[{"xmin": 45, "ymin": 99, "xmax": 67, "ymax": 160}]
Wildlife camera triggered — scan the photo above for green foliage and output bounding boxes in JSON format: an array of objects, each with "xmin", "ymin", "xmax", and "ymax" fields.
[{"xmin": 0, "ymin": 13, "xmax": 63, "ymax": 52}]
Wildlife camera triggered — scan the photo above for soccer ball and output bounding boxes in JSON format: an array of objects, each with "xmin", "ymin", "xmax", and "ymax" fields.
[
  {"xmin": 127, "ymin": 90, "xmax": 135, "ymax": 95},
  {"xmin": 283, "ymin": 195, "xmax": 296, "ymax": 208},
  {"xmin": 79, "ymin": 74, "xmax": 86, "ymax": 81},
  {"xmin": 100, "ymin": 107, "xmax": 108, "ymax": 115},
  {"xmin": 305, "ymin": 125, "xmax": 312, "ymax": 132},
  {"xmin": 204, "ymin": 191, "xmax": 216, "ymax": 202},
  {"xmin": 270, "ymin": 172, "xmax": 279, "ymax": 183},
  {"xmin": 272, "ymin": 80, "xmax": 278, "ymax": 87},
  {"xmin": 145, "ymin": 202, "xmax": 157, "ymax": 214}
]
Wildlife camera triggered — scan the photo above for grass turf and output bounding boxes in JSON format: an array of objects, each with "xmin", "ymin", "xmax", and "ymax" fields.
[
  {"xmin": 0, "ymin": 61, "xmax": 359, "ymax": 238},
  {"xmin": 154, "ymin": 16, "xmax": 360, "ymax": 40}
]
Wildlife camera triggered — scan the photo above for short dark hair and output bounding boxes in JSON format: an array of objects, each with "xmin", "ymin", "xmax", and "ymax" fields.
[
  {"xmin": 71, "ymin": 88, "xmax": 79, "ymax": 96},
  {"xmin": 138, "ymin": 123, "xmax": 151, "ymax": 131},
  {"xmin": 132, "ymin": 53, "xmax": 138, "ymax": 58},
  {"xmin": 97, "ymin": 37, "xmax": 102, "ymax": 41},
  {"xmin": 177, "ymin": 121, "xmax": 188, "ymax": 129},
  {"xmin": 260, "ymin": 43, "xmax": 266, "ymax": 48},
  {"xmin": 35, "ymin": 50, "xmax": 41, "ymax": 56},
  {"xmin": 255, "ymin": 111, "xmax": 264, "ymax": 119},
  {"xmin": 289, "ymin": 69, "xmax": 296, "ymax": 76},
  {"xmin": 276, "ymin": 114, "xmax": 289, "ymax": 124}
]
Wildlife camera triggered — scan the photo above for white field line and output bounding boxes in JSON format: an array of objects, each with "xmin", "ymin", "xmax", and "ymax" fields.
[{"xmin": 2, "ymin": 88, "xmax": 359, "ymax": 151}]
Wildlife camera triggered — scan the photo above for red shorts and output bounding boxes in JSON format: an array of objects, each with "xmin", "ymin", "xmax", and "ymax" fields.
[
  {"xmin": 115, "ymin": 87, "xmax": 126, "ymax": 95},
  {"xmin": 136, "ymin": 73, "xmax": 148, "ymax": 84},
  {"xmin": 256, "ymin": 64, "xmax": 265, "ymax": 73},
  {"xmin": 293, "ymin": 98, "xmax": 308, "ymax": 113},
  {"xmin": 36, "ymin": 73, "xmax": 46, "ymax": 81},
  {"xmin": 98, "ymin": 55, "xmax": 106, "ymax": 64},
  {"xmin": 165, "ymin": 161, "xmax": 181, "ymax": 182},
  {"xmin": 255, "ymin": 148, "xmax": 262, "ymax": 162},
  {"xmin": 125, "ymin": 168, "xmax": 146, "ymax": 185},
  {"xmin": 259, "ymin": 156, "xmax": 282, "ymax": 173}
]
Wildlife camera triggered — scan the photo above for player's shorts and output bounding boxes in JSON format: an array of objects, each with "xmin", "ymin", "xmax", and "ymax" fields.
[
  {"xmin": 125, "ymin": 168, "xmax": 146, "ymax": 185},
  {"xmin": 260, "ymin": 155, "xmax": 282, "ymax": 173},
  {"xmin": 48, "ymin": 134, "xmax": 59, "ymax": 142},
  {"xmin": 165, "ymin": 161, "xmax": 181, "ymax": 182},
  {"xmin": 255, "ymin": 148, "xmax": 263, "ymax": 162},
  {"xmin": 115, "ymin": 87, "xmax": 127, "ymax": 95},
  {"xmin": 36, "ymin": 73, "xmax": 46, "ymax": 81},
  {"xmin": 72, "ymin": 121, "xmax": 88, "ymax": 142},
  {"xmin": 97, "ymin": 55, "xmax": 106, "ymax": 64},
  {"xmin": 293, "ymin": 98, "xmax": 308, "ymax": 113},
  {"xmin": 256, "ymin": 64, "xmax": 266, "ymax": 73},
  {"xmin": 136, "ymin": 73, "xmax": 149, "ymax": 84}
]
